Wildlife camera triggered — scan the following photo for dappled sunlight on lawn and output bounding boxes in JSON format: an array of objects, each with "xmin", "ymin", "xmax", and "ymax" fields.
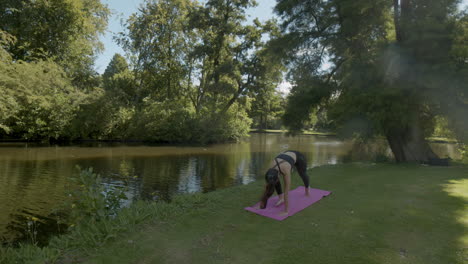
[
  {"xmin": 444, "ymin": 179, "xmax": 468, "ymax": 202},
  {"xmin": 443, "ymin": 178, "xmax": 468, "ymax": 261}
]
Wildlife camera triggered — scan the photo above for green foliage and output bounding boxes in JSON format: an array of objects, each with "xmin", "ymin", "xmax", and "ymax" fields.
[
  {"xmin": 102, "ymin": 55, "xmax": 136, "ymax": 104},
  {"xmin": 460, "ymin": 144, "xmax": 468, "ymax": 163},
  {"xmin": 67, "ymin": 87, "xmax": 136, "ymax": 140},
  {"xmin": 0, "ymin": 58, "xmax": 86, "ymax": 140},
  {"xmin": 276, "ymin": 0, "xmax": 468, "ymax": 160},
  {"xmin": 133, "ymin": 99, "xmax": 195, "ymax": 142},
  {"xmin": 67, "ymin": 86, "xmax": 251, "ymax": 143},
  {"xmin": 0, "ymin": 166, "xmax": 135, "ymax": 263},
  {"xmin": 132, "ymin": 99, "xmax": 252, "ymax": 143},
  {"xmin": 433, "ymin": 115, "xmax": 456, "ymax": 138},
  {"xmin": 118, "ymin": 0, "xmax": 283, "ymax": 142},
  {"xmin": 187, "ymin": 1, "xmax": 284, "ymax": 116},
  {"xmin": 250, "ymin": 90, "xmax": 285, "ymax": 130},
  {"xmin": 104, "ymin": 69, "xmax": 137, "ymax": 106},
  {"xmin": 118, "ymin": 0, "xmax": 195, "ymax": 101},
  {"xmin": 195, "ymin": 102, "xmax": 253, "ymax": 143},
  {"xmin": 1, "ymin": 0, "xmax": 283, "ymax": 143},
  {"xmin": 0, "ymin": 0, "xmax": 110, "ymax": 86},
  {"xmin": 0, "ymin": 31, "xmax": 18, "ymax": 134},
  {"xmin": 283, "ymin": 77, "xmax": 335, "ymax": 132},
  {"xmin": 66, "ymin": 88, "xmax": 106, "ymax": 139},
  {"xmin": 103, "ymin": 53, "xmax": 129, "ymax": 82},
  {"xmin": 0, "ymin": 1, "xmax": 112, "ymax": 141},
  {"xmin": 64, "ymin": 167, "xmax": 129, "ymax": 225},
  {"xmin": 0, "ymin": 30, "xmax": 14, "ymax": 60},
  {"xmin": 0, "ymin": 184, "xmax": 216, "ymax": 263},
  {"xmin": 0, "ymin": 244, "xmax": 60, "ymax": 264}
]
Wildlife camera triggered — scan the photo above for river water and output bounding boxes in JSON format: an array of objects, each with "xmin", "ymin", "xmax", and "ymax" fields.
[{"xmin": 0, "ymin": 133, "xmax": 460, "ymax": 244}]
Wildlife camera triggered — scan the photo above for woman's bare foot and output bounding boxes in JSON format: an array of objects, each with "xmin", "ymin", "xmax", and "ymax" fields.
[{"xmin": 275, "ymin": 198, "xmax": 284, "ymax": 207}]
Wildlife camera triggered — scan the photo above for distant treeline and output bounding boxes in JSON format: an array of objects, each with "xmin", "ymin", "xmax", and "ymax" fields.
[{"xmin": 0, "ymin": 0, "xmax": 287, "ymax": 143}]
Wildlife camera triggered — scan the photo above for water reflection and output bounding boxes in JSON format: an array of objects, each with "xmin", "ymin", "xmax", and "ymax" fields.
[{"xmin": 0, "ymin": 134, "xmax": 461, "ymax": 244}]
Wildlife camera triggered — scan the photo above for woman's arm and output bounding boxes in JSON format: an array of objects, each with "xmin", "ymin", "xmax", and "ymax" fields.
[{"xmin": 282, "ymin": 172, "xmax": 291, "ymax": 214}]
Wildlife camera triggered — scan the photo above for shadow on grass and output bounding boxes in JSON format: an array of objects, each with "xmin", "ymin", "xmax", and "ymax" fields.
[
  {"xmin": 442, "ymin": 177, "xmax": 468, "ymax": 263},
  {"xmin": 322, "ymin": 164, "xmax": 468, "ymax": 264}
]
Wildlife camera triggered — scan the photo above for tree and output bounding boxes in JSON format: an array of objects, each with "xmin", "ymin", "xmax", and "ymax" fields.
[
  {"xmin": 250, "ymin": 90, "xmax": 285, "ymax": 130},
  {"xmin": 275, "ymin": 0, "xmax": 467, "ymax": 163},
  {"xmin": 102, "ymin": 53, "xmax": 136, "ymax": 105},
  {"xmin": 0, "ymin": 0, "xmax": 110, "ymax": 87},
  {"xmin": 185, "ymin": 0, "xmax": 286, "ymax": 119},
  {"xmin": 0, "ymin": 33, "xmax": 86, "ymax": 140},
  {"xmin": 0, "ymin": 31, "xmax": 18, "ymax": 134},
  {"xmin": 118, "ymin": 0, "xmax": 194, "ymax": 101},
  {"xmin": 66, "ymin": 53, "xmax": 137, "ymax": 140},
  {"xmin": 114, "ymin": 0, "xmax": 285, "ymax": 143},
  {"xmin": 103, "ymin": 54, "xmax": 129, "ymax": 81}
]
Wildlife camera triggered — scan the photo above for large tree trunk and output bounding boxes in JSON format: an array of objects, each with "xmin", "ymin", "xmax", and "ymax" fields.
[
  {"xmin": 393, "ymin": 0, "xmax": 411, "ymax": 44},
  {"xmin": 388, "ymin": 0, "xmax": 442, "ymax": 164},
  {"xmin": 385, "ymin": 118, "xmax": 439, "ymax": 163},
  {"xmin": 393, "ymin": 0, "xmax": 402, "ymax": 42}
]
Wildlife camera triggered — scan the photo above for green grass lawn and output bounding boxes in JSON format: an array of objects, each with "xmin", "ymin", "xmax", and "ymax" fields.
[{"xmin": 86, "ymin": 164, "xmax": 467, "ymax": 264}]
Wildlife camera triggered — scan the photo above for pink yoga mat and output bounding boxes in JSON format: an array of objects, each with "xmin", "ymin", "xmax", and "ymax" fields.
[{"xmin": 245, "ymin": 186, "xmax": 332, "ymax": 221}]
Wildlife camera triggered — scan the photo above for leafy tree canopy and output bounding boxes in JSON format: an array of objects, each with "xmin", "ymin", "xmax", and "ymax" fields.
[
  {"xmin": 275, "ymin": 0, "xmax": 468, "ymax": 162},
  {"xmin": 0, "ymin": 0, "xmax": 110, "ymax": 87}
]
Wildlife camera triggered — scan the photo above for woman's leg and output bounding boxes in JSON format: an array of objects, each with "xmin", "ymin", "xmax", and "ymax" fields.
[{"xmin": 294, "ymin": 151, "xmax": 310, "ymax": 189}]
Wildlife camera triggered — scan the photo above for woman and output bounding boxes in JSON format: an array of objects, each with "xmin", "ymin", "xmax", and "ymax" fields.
[{"xmin": 258, "ymin": 150, "xmax": 310, "ymax": 216}]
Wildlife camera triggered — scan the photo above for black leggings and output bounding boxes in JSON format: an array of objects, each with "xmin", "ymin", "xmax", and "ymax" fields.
[{"xmin": 275, "ymin": 151, "xmax": 310, "ymax": 195}]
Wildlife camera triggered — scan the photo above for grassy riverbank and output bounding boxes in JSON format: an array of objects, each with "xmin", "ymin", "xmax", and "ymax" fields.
[
  {"xmin": 249, "ymin": 130, "xmax": 459, "ymax": 144},
  {"xmin": 2, "ymin": 164, "xmax": 467, "ymax": 263},
  {"xmin": 249, "ymin": 129, "xmax": 336, "ymax": 136}
]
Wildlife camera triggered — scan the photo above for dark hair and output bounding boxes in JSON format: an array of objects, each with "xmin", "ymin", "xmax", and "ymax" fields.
[{"xmin": 259, "ymin": 168, "xmax": 278, "ymax": 209}]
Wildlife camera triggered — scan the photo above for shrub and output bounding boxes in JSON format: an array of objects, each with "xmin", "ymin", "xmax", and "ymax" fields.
[
  {"xmin": 194, "ymin": 102, "xmax": 252, "ymax": 143},
  {"xmin": 132, "ymin": 99, "xmax": 196, "ymax": 142},
  {"xmin": 68, "ymin": 89, "xmax": 136, "ymax": 140},
  {"xmin": 0, "ymin": 59, "xmax": 84, "ymax": 140},
  {"xmin": 460, "ymin": 144, "xmax": 468, "ymax": 163},
  {"xmin": 64, "ymin": 167, "xmax": 129, "ymax": 226}
]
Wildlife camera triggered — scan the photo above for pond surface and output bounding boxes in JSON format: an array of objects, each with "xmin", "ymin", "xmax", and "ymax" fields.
[{"xmin": 0, "ymin": 133, "xmax": 460, "ymax": 244}]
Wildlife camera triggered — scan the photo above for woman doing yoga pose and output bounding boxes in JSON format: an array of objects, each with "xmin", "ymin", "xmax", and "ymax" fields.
[{"xmin": 258, "ymin": 150, "xmax": 311, "ymax": 216}]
